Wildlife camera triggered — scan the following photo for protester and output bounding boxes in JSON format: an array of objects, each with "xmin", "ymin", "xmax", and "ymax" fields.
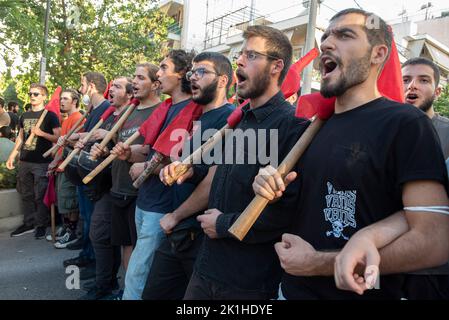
[
  {"xmin": 142, "ymin": 52, "xmax": 235, "ymax": 299},
  {"xmin": 112, "ymin": 49, "xmax": 195, "ymax": 300},
  {"xmin": 252, "ymin": 9, "xmax": 449, "ymax": 299},
  {"xmin": 6, "ymin": 84, "xmax": 61, "ymax": 239}
]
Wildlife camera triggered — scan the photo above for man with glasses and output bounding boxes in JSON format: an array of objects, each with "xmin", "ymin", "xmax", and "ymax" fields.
[
  {"xmin": 6, "ymin": 83, "xmax": 61, "ymax": 238},
  {"xmin": 142, "ymin": 51, "xmax": 235, "ymax": 299},
  {"xmin": 159, "ymin": 26, "xmax": 309, "ymax": 299}
]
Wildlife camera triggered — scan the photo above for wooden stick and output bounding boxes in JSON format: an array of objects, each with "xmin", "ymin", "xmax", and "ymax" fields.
[
  {"xmin": 132, "ymin": 152, "xmax": 165, "ymax": 189},
  {"xmin": 228, "ymin": 118, "xmax": 325, "ymax": 241},
  {"xmin": 43, "ymin": 124, "xmax": 84, "ymax": 158},
  {"xmin": 164, "ymin": 123, "xmax": 231, "ymax": 186},
  {"xmin": 25, "ymin": 109, "xmax": 48, "ymax": 146},
  {"xmin": 58, "ymin": 119, "xmax": 104, "ymax": 170},
  {"xmin": 43, "ymin": 110, "xmax": 89, "ymax": 158},
  {"xmin": 90, "ymin": 104, "xmax": 137, "ymax": 160},
  {"xmin": 82, "ymin": 131, "xmax": 141, "ymax": 184},
  {"xmin": 51, "ymin": 203, "xmax": 56, "ymax": 243}
]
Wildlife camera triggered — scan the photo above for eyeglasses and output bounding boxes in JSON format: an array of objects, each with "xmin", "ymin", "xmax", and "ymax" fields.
[
  {"xmin": 28, "ymin": 92, "xmax": 41, "ymax": 97},
  {"xmin": 186, "ymin": 68, "xmax": 218, "ymax": 81},
  {"xmin": 233, "ymin": 50, "xmax": 279, "ymax": 62}
]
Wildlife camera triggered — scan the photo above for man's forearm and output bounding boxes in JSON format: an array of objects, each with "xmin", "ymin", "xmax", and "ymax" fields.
[
  {"xmin": 379, "ymin": 225, "xmax": 449, "ymax": 274},
  {"xmin": 172, "ymin": 166, "xmax": 215, "ymax": 222},
  {"xmin": 41, "ymin": 132, "xmax": 59, "ymax": 143},
  {"xmin": 353, "ymin": 211, "xmax": 408, "ymax": 249},
  {"xmin": 129, "ymin": 145, "xmax": 149, "ymax": 163}
]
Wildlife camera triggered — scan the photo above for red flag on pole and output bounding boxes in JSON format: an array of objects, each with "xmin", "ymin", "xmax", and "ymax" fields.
[
  {"xmin": 43, "ymin": 174, "xmax": 56, "ymax": 208},
  {"xmin": 100, "ymin": 106, "xmax": 116, "ymax": 121},
  {"xmin": 281, "ymin": 48, "xmax": 320, "ymax": 100},
  {"xmin": 138, "ymin": 99, "xmax": 173, "ymax": 146},
  {"xmin": 377, "ymin": 27, "xmax": 405, "ymax": 103},
  {"xmin": 104, "ymin": 80, "xmax": 113, "ymax": 100},
  {"xmin": 152, "ymin": 101, "xmax": 203, "ymax": 157},
  {"xmin": 45, "ymin": 86, "xmax": 62, "ymax": 119}
]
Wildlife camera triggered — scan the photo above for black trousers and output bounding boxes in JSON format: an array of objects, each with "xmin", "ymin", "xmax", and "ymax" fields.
[
  {"xmin": 89, "ymin": 193, "xmax": 121, "ymax": 292},
  {"xmin": 183, "ymin": 270, "xmax": 276, "ymax": 300},
  {"xmin": 141, "ymin": 233, "xmax": 203, "ymax": 300}
]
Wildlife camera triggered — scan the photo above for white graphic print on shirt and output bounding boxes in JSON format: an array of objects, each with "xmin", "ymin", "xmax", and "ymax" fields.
[{"xmin": 323, "ymin": 182, "xmax": 357, "ymax": 240}]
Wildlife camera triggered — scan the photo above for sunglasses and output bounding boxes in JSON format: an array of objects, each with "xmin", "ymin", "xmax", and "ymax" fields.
[{"xmin": 28, "ymin": 92, "xmax": 41, "ymax": 97}]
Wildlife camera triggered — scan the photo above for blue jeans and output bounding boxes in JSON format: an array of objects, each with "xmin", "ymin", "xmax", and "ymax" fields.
[
  {"xmin": 122, "ymin": 206, "xmax": 165, "ymax": 300},
  {"xmin": 77, "ymin": 186, "xmax": 95, "ymax": 260}
]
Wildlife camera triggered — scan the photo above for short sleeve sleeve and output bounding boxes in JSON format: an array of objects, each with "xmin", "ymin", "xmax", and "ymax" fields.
[{"xmin": 392, "ymin": 115, "xmax": 448, "ymax": 187}]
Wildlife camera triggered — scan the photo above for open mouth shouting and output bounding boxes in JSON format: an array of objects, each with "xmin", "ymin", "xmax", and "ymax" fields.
[
  {"xmin": 405, "ymin": 92, "xmax": 419, "ymax": 105},
  {"xmin": 191, "ymin": 82, "xmax": 201, "ymax": 96},
  {"xmin": 236, "ymin": 70, "xmax": 248, "ymax": 88},
  {"xmin": 320, "ymin": 55, "xmax": 339, "ymax": 80}
]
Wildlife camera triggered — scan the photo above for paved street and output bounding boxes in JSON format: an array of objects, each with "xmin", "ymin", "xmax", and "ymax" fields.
[{"xmin": 0, "ymin": 230, "xmax": 85, "ymax": 300}]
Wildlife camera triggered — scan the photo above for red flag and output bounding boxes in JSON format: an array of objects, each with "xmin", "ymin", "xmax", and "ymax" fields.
[
  {"xmin": 100, "ymin": 106, "xmax": 116, "ymax": 121},
  {"xmin": 281, "ymin": 48, "xmax": 320, "ymax": 99},
  {"xmin": 152, "ymin": 100, "xmax": 203, "ymax": 157},
  {"xmin": 43, "ymin": 174, "xmax": 56, "ymax": 208},
  {"xmin": 45, "ymin": 86, "xmax": 62, "ymax": 118},
  {"xmin": 139, "ymin": 99, "xmax": 173, "ymax": 146},
  {"xmin": 226, "ymin": 99, "xmax": 249, "ymax": 128},
  {"xmin": 377, "ymin": 27, "xmax": 404, "ymax": 103},
  {"xmin": 104, "ymin": 80, "xmax": 113, "ymax": 100}
]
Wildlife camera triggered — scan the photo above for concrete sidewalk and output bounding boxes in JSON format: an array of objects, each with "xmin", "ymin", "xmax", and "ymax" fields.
[{"xmin": 0, "ymin": 230, "xmax": 85, "ymax": 300}]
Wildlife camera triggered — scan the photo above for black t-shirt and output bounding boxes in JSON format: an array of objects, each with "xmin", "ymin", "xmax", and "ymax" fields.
[
  {"xmin": 171, "ymin": 103, "xmax": 236, "ymax": 227},
  {"xmin": 282, "ymin": 97, "xmax": 448, "ymax": 299},
  {"xmin": 111, "ymin": 105, "xmax": 158, "ymax": 197},
  {"xmin": 19, "ymin": 109, "xmax": 60, "ymax": 163}
]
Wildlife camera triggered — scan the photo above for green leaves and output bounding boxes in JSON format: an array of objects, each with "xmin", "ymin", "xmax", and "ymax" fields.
[
  {"xmin": 0, "ymin": 0, "xmax": 172, "ymax": 101},
  {"xmin": 435, "ymin": 84, "xmax": 449, "ymax": 117}
]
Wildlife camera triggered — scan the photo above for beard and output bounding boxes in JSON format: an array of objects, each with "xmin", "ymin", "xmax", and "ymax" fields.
[
  {"xmin": 237, "ymin": 63, "xmax": 271, "ymax": 99},
  {"xmin": 418, "ymin": 95, "xmax": 435, "ymax": 113},
  {"xmin": 192, "ymin": 79, "xmax": 218, "ymax": 105},
  {"xmin": 320, "ymin": 50, "xmax": 372, "ymax": 98}
]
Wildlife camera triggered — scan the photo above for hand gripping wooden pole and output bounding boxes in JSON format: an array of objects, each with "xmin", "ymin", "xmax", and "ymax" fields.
[
  {"xmin": 58, "ymin": 119, "xmax": 104, "ymax": 170},
  {"xmin": 132, "ymin": 152, "xmax": 165, "ymax": 189},
  {"xmin": 43, "ymin": 123, "xmax": 84, "ymax": 158},
  {"xmin": 164, "ymin": 123, "xmax": 231, "ymax": 186},
  {"xmin": 25, "ymin": 109, "xmax": 48, "ymax": 146},
  {"xmin": 82, "ymin": 131, "xmax": 141, "ymax": 184},
  {"xmin": 90, "ymin": 103, "xmax": 137, "ymax": 160},
  {"xmin": 228, "ymin": 117, "xmax": 325, "ymax": 241}
]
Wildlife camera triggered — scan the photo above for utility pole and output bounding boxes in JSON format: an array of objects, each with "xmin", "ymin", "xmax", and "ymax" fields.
[
  {"xmin": 249, "ymin": 0, "xmax": 255, "ymax": 26},
  {"xmin": 39, "ymin": 0, "xmax": 51, "ymax": 85},
  {"xmin": 302, "ymin": 0, "xmax": 318, "ymax": 95}
]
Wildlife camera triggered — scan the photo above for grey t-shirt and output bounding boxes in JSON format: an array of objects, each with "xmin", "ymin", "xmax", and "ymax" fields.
[
  {"xmin": 432, "ymin": 113, "xmax": 449, "ymax": 160},
  {"xmin": 111, "ymin": 104, "xmax": 159, "ymax": 196}
]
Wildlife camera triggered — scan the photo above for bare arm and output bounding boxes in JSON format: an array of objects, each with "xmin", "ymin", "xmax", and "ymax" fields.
[
  {"xmin": 276, "ymin": 180, "xmax": 449, "ymax": 278},
  {"xmin": 379, "ymin": 180, "xmax": 449, "ymax": 273},
  {"xmin": 334, "ymin": 211, "xmax": 408, "ymax": 294},
  {"xmin": 111, "ymin": 142, "xmax": 149, "ymax": 163},
  {"xmin": 6, "ymin": 128, "xmax": 23, "ymax": 169},
  {"xmin": 160, "ymin": 166, "xmax": 216, "ymax": 233}
]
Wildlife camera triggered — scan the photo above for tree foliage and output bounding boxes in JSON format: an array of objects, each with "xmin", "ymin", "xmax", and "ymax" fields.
[
  {"xmin": 435, "ymin": 84, "xmax": 449, "ymax": 117},
  {"xmin": 0, "ymin": 0, "xmax": 173, "ymax": 101}
]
